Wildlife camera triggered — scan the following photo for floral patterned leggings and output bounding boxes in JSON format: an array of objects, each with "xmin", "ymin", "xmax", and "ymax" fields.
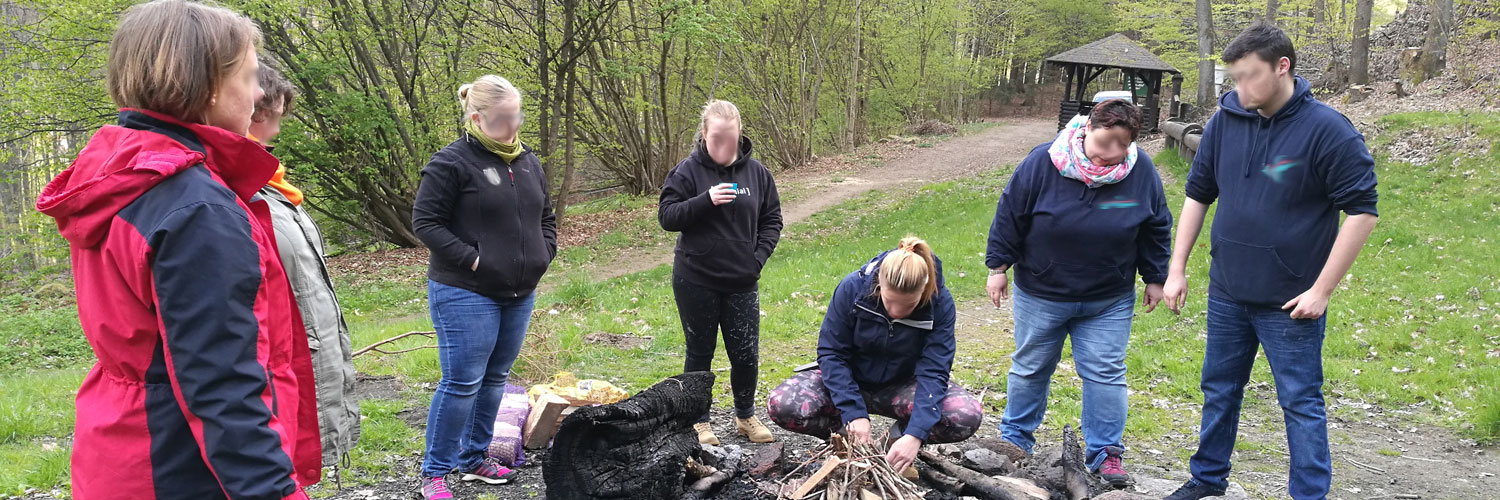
[{"xmin": 765, "ymin": 369, "xmax": 984, "ymax": 444}]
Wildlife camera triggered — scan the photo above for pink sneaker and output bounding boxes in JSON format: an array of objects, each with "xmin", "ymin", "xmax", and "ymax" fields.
[
  {"xmin": 419, "ymin": 476, "xmax": 453, "ymax": 500},
  {"xmin": 460, "ymin": 457, "xmax": 518, "ymax": 485},
  {"xmin": 1097, "ymin": 447, "xmax": 1132, "ymax": 487}
]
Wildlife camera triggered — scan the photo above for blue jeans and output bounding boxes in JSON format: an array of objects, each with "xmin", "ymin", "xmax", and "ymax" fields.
[
  {"xmin": 1000, "ymin": 286, "xmax": 1134, "ymax": 472},
  {"xmin": 420, "ymin": 280, "xmax": 534, "ymax": 477},
  {"xmin": 1189, "ymin": 295, "xmax": 1329, "ymax": 500}
]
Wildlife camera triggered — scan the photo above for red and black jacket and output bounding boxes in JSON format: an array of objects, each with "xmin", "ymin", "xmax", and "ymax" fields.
[{"xmin": 36, "ymin": 109, "xmax": 321, "ymax": 500}]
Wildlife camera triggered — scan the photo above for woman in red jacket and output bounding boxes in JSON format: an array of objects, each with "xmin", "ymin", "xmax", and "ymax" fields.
[{"xmin": 34, "ymin": 1, "xmax": 321, "ymax": 498}]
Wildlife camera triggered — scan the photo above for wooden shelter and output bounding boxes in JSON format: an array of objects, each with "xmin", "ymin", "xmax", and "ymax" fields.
[{"xmin": 1045, "ymin": 33, "xmax": 1181, "ymax": 132}]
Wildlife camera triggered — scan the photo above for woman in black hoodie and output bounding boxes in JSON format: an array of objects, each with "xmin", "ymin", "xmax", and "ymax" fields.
[
  {"xmin": 659, "ymin": 100, "xmax": 783, "ymax": 445},
  {"xmin": 410, "ymin": 74, "xmax": 555, "ymax": 498}
]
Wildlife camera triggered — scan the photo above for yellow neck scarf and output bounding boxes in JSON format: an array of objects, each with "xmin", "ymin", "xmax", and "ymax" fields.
[{"xmin": 465, "ymin": 120, "xmax": 524, "ymax": 163}]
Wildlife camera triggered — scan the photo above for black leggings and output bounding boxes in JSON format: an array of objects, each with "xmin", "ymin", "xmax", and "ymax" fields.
[{"xmin": 672, "ymin": 276, "xmax": 760, "ymax": 420}]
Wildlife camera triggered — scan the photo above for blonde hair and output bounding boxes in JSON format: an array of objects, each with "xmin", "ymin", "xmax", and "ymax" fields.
[
  {"xmin": 107, "ymin": 0, "xmax": 262, "ymax": 123},
  {"xmin": 698, "ymin": 99, "xmax": 742, "ymax": 136},
  {"xmin": 458, "ymin": 75, "xmax": 523, "ymax": 117},
  {"xmin": 877, "ymin": 236, "xmax": 939, "ymax": 306}
]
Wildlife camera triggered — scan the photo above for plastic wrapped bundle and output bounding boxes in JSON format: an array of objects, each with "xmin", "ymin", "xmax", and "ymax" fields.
[
  {"xmin": 487, "ymin": 383, "xmax": 531, "ymax": 466},
  {"xmin": 528, "ymin": 372, "xmax": 629, "ymax": 406}
]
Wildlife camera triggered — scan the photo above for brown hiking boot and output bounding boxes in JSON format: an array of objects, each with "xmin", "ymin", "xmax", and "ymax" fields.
[
  {"xmin": 694, "ymin": 422, "xmax": 720, "ymax": 445},
  {"xmin": 735, "ymin": 416, "xmax": 775, "ymax": 443}
]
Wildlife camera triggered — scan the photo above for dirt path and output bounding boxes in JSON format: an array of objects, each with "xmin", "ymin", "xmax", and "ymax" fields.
[{"xmin": 567, "ymin": 118, "xmax": 1057, "ymax": 284}]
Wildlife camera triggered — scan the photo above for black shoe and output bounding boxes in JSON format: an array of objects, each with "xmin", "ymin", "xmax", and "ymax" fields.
[{"xmin": 1162, "ymin": 479, "xmax": 1226, "ymax": 500}]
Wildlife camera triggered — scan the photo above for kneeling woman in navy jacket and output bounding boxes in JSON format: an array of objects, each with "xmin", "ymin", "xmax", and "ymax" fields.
[{"xmin": 767, "ymin": 237, "xmax": 983, "ymax": 472}]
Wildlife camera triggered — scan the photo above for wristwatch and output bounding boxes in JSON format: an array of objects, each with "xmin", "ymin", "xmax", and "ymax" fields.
[{"xmin": 988, "ymin": 265, "xmax": 1009, "ymax": 275}]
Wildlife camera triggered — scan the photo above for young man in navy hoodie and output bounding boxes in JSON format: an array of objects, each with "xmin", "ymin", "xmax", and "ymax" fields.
[{"xmin": 1161, "ymin": 22, "xmax": 1379, "ymax": 500}]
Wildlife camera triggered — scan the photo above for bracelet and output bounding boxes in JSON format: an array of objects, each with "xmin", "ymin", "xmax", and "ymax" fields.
[{"xmin": 988, "ymin": 267, "xmax": 1008, "ymax": 275}]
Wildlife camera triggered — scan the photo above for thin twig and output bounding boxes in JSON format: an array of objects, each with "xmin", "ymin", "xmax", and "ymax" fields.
[
  {"xmin": 1397, "ymin": 455, "xmax": 1447, "ymax": 463},
  {"xmin": 360, "ymin": 345, "xmax": 438, "ymax": 356},
  {"xmin": 352, "ymin": 330, "xmax": 435, "ymax": 358},
  {"xmin": 1345, "ymin": 456, "xmax": 1387, "ymax": 474}
]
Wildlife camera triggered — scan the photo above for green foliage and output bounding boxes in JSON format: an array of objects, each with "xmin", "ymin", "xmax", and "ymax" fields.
[
  {"xmin": 0, "ymin": 369, "xmax": 82, "ymax": 495},
  {"xmin": 0, "ymin": 306, "xmax": 89, "ymax": 371},
  {"xmin": 1460, "ymin": 0, "xmax": 1500, "ymax": 38},
  {"xmin": 4, "ymin": 111, "xmax": 1500, "ymax": 492},
  {"xmin": 4, "ymin": 0, "xmax": 1432, "ymax": 254},
  {"xmin": 0, "ymin": 443, "xmax": 69, "ymax": 496}
]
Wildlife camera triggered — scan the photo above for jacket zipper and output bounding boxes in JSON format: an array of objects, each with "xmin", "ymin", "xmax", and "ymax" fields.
[
  {"xmin": 266, "ymin": 369, "xmax": 279, "ymax": 416},
  {"xmin": 855, "ymin": 303, "xmax": 896, "ymax": 339},
  {"xmin": 509, "ymin": 160, "xmax": 524, "ymax": 297}
]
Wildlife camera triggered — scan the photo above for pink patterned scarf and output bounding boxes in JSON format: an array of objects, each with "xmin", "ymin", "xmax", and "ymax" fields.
[{"xmin": 1047, "ymin": 114, "xmax": 1138, "ymax": 188}]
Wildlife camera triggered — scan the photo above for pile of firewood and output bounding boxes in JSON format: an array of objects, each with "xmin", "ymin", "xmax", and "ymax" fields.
[
  {"xmin": 771, "ymin": 435, "xmax": 927, "ymax": 500},
  {"xmin": 916, "ymin": 425, "xmax": 1097, "ymax": 500},
  {"xmin": 772, "ymin": 425, "xmax": 1103, "ymax": 500}
]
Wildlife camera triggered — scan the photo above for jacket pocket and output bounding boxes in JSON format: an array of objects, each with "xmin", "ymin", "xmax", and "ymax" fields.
[
  {"xmin": 473, "ymin": 240, "xmax": 516, "ymax": 291},
  {"xmin": 683, "ymin": 235, "xmax": 756, "ymax": 282},
  {"xmin": 468, "ymin": 241, "xmax": 483, "ymax": 273},
  {"xmin": 520, "ymin": 232, "xmax": 553, "ymax": 288},
  {"xmin": 682, "ymin": 231, "xmax": 716, "ymax": 256},
  {"xmin": 1027, "ymin": 260, "xmax": 1130, "ymax": 296},
  {"xmin": 1210, "ymin": 238, "xmax": 1304, "ymax": 299}
]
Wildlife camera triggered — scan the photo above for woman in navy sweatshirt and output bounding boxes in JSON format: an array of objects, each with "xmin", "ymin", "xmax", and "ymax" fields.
[
  {"xmin": 767, "ymin": 237, "xmax": 984, "ymax": 474},
  {"xmin": 984, "ymin": 100, "xmax": 1172, "ymax": 487},
  {"xmin": 658, "ymin": 100, "xmax": 783, "ymax": 445}
]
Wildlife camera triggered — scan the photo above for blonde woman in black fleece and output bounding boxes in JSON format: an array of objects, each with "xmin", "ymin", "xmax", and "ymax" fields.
[
  {"xmin": 659, "ymin": 100, "xmax": 783, "ymax": 445},
  {"xmin": 410, "ymin": 75, "xmax": 554, "ymax": 499}
]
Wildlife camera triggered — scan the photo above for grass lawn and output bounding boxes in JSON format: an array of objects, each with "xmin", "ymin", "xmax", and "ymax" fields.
[{"xmin": 0, "ymin": 112, "xmax": 1495, "ymax": 494}]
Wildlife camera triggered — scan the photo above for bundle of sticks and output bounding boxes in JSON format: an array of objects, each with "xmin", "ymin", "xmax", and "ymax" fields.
[{"xmin": 778, "ymin": 435, "xmax": 926, "ymax": 500}]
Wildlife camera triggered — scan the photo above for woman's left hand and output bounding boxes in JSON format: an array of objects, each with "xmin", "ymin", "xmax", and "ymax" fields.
[
  {"xmin": 1143, "ymin": 283, "xmax": 1165, "ymax": 313},
  {"xmin": 885, "ymin": 435, "xmax": 922, "ymax": 472}
]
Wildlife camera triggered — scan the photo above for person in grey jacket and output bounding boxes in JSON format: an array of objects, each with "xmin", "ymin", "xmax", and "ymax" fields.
[{"xmin": 250, "ymin": 64, "xmax": 361, "ymax": 469}]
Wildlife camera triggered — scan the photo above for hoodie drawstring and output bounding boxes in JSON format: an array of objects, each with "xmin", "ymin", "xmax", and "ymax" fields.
[{"xmin": 1246, "ymin": 115, "xmax": 1275, "ymax": 178}]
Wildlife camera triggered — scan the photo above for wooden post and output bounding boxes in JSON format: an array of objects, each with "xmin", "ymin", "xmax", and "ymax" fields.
[
  {"xmin": 1169, "ymin": 73, "xmax": 1184, "ymax": 120},
  {"xmin": 1076, "ymin": 65, "xmax": 1090, "ymax": 102},
  {"xmin": 1144, "ymin": 71, "xmax": 1162, "ymax": 131},
  {"xmin": 1062, "ymin": 64, "xmax": 1075, "ymax": 102}
]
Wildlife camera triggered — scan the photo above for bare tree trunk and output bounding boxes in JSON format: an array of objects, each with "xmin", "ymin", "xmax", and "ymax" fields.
[
  {"xmin": 845, "ymin": 0, "xmax": 862, "ymax": 149},
  {"xmin": 1196, "ymin": 0, "xmax": 1217, "ymax": 109},
  {"xmin": 1266, "ymin": 0, "xmax": 1279, "ymax": 22},
  {"xmin": 1419, "ymin": 0, "xmax": 1454, "ymax": 80},
  {"xmin": 555, "ymin": 65, "xmax": 579, "ymax": 220},
  {"xmin": 1352, "ymin": 0, "xmax": 1373, "ymax": 85},
  {"xmin": 915, "ymin": 2, "xmax": 930, "ymax": 117},
  {"xmin": 1314, "ymin": 0, "xmax": 1326, "ymax": 23},
  {"xmin": 553, "ymin": 0, "xmax": 578, "ymax": 220},
  {"xmin": 535, "ymin": 0, "xmax": 554, "ymax": 189}
]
